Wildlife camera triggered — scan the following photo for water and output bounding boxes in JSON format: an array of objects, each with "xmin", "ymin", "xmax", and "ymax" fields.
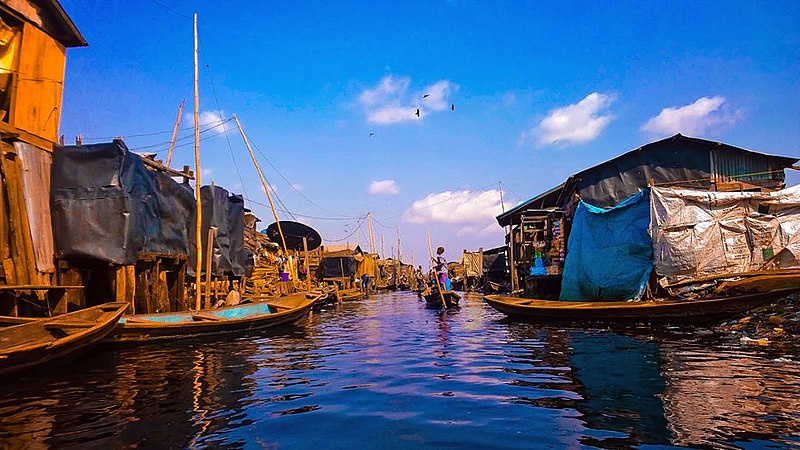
[{"xmin": 0, "ymin": 291, "xmax": 798, "ymax": 449}]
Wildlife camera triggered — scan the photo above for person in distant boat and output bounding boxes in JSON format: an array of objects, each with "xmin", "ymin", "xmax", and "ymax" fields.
[
  {"xmin": 432, "ymin": 246, "xmax": 451, "ymax": 291},
  {"xmin": 416, "ymin": 265, "xmax": 425, "ymax": 290}
]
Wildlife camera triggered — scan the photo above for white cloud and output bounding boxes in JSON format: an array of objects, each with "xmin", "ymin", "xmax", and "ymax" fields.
[
  {"xmin": 525, "ymin": 92, "xmax": 616, "ymax": 147},
  {"xmin": 357, "ymin": 76, "xmax": 458, "ymax": 125},
  {"xmin": 404, "ymin": 189, "xmax": 504, "ymax": 225},
  {"xmin": 368, "ymin": 179, "xmax": 400, "ymax": 195},
  {"xmin": 641, "ymin": 96, "xmax": 742, "ymax": 137},
  {"xmin": 183, "ymin": 110, "xmax": 233, "ymax": 133}
]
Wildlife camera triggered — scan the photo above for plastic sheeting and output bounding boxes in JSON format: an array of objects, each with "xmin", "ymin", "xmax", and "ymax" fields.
[
  {"xmin": 321, "ymin": 256, "xmax": 356, "ymax": 278},
  {"xmin": 560, "ymin": 191, "xmax": 653, "ymax": 301},
  {"xmin": 650, "ymin": 185, "xmax": 800, "ymax": 283},
  {"xmin": 188, "ymin": 185, "xmax": 246, "ymax": 277},
  {"xmin": 52, "ymin": 140, "xmax": 194, "ymax": 264},
  {"xmin": 461, "ymin": 251, "xmax": 483, "ymax": 277}
]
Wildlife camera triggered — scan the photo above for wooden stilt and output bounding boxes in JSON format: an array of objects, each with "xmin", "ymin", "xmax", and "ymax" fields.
[{"xmin": 204, "ymin": 227, "xmax": 216, "ymax": 308}]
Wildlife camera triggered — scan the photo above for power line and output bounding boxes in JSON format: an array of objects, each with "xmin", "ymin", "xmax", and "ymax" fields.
[
  {"xmin": 200, "ymin": 44, "xmax": 250, "ymax": 200},
  {"xmin": 244, "ymin": 129, "xmax": 354, "ymax": 218},
  {"xmin": 148, "ymin": 0, "xmax": 192, "ymax": 19}
]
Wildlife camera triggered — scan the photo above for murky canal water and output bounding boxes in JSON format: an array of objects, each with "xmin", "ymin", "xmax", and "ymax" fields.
[{"xmin": 0, "ymin": 291, "xmax": 798, "ymax": 449}]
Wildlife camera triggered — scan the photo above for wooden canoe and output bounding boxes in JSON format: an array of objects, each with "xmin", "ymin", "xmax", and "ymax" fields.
[
  {"xmin": 337, "ymin": 289, "xmax": 365, "ymax": 301},
  {"xmin": 105, "ymin": 292, "xmax": 318, "ymax": 344},
  {"xmin": 0, "ymin": 302, "xmax": 128, "ymax": 375},
  {"xmin": 423, "ymin": 289, "xmax": 461, "ymax": 309},
  {"xmin": 484, "ymin": 288, "xmax": 799, "ymax": 323}
]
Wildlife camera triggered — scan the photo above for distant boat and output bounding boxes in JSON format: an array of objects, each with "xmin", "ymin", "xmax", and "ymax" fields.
[
  {"xmin": 0, "ymin": 302, "xmax": 128, "ymax": 375},
  {"xmin": 423, "ymin": 289, "xmax": 461, "ymax": 309},
  {"xmin": 484, "ymin": 287, "xmax": 799, "ymax": 323},
  {"xmin": 105, "ymin": 292, "xmax": 317, "ymax": 343}
]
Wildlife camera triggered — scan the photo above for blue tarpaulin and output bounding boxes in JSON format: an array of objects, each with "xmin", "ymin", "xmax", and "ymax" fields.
[{"xmin": 560, "ymin": 190, "xmax": 653, "ymax": 301}]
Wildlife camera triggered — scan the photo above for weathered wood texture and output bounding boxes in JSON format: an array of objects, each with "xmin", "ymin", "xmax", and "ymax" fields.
[
  {"xmin": 14, "ymin": 142, "xmax": 53, "ymax": 274},
  {"xmin": 10, "ymin": 22, "xmax": 66, "ymax": 144}
]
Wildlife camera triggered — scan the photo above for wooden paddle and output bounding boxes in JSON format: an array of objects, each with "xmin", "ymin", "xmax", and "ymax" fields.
[{"xmin": 426, "ymin": 229, "xmax": 448, "ymax": 309}]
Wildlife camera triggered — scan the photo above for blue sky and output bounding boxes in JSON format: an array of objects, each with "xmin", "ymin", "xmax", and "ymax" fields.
[{"xmin": 58, "ymin": 0, "xmax": 800, "ymax": 266}]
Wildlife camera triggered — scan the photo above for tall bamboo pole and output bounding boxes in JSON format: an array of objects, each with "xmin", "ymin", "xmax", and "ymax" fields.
[
  {"xmin": 193, "ymin": 13, "xmax": 203, "ymax": 311},
  {"xmin": 232, "ymin": 115, "xmax": 289, "ymax": 257}
]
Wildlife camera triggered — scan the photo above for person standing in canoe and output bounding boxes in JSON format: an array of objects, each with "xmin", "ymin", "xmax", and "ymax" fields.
[{"xmin": 432, "ymin": 246, "xmax": 451, "ymax": 291}]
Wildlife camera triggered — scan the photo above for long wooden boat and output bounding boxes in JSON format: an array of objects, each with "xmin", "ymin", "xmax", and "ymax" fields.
[
  {"xmin": 423, "ymin": 289, "xmax": 461, "ymax": 309},
  {"xmin": 105, "ymin": 292, "xmax": 318, "ymax": 344},
  {"xmin": 0, "ymin": 302, "xmax": 128, "ymax": 375},
  {"xmin": 484, "ymin": 287, "xmax": 799, "ymax": 323}
]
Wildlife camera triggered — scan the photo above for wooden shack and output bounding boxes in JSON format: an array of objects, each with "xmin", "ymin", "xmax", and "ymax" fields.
[
  {"xmin": 0, "ymin": 0, "xmax": 85, "ymax": 316},
  {"xmin": 496, "ymin": 134, "xmax": 800, "ymax": 294}
]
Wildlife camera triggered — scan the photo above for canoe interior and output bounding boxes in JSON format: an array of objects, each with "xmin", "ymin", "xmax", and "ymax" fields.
[
  {"xmin": 0, "ymin": 302, "xmax": 128, "ymax": 375},
  {"xmin": 120, "ymin": 302, "xmax": 275, "ymax": 324},
  {"xmin": 0, "ymin": 303, "xmax": 127, "ymax": 351}
]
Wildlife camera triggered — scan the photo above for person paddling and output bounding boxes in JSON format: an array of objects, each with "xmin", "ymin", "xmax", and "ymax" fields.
[{"xmin": 432, "ymin": 246, "xmax": 451, "ymax": 291}]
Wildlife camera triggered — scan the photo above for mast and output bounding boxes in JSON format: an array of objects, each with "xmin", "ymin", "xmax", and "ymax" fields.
[
  {"xmin": 367, "ymin": 212, "xmax": 376, "ymax": 254},
  {"xmin": 396, "ymin": 226, "xmax": 401, "ymax": 263},
  {"xmin": 193, "ymin": 13, "xmax": 203, "ymax": 311},
  {"xmin": 232, "ymin": 115, "xmax": 289, "ymax": 256},
  {"xmin": 381, "ymin": 234, "xmax": 385, "ymax": 259},
  {"xmin": 499, "ymin": 181, "xmax": 505, "ymax": 212},
  {"xmin": 166, "ymin": 99, "xmax": 186, "ymax": 167}
]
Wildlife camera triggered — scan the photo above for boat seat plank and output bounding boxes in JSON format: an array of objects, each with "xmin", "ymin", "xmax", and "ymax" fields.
[
  {"xmin": 192, "ymin": 313, "xmax": 223, "ymax": 321},
  {"xmin": 43, "ymin": 320, "xmax": 97, "ymax": 329}
]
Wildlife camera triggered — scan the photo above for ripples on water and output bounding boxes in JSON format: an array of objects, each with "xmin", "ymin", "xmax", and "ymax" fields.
[{"xmin": 0, "ymin": 291, "xmax": 798, "ymax": 449}]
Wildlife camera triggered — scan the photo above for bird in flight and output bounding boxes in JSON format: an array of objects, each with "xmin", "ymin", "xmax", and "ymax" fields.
[
  {"xmin": 415, "ymin": 108, "xmax": 420, "ymax": 117},
  {"xmin": 423, "ymin": 94, "xmax": 430, "ymax": 98},
  {"xmin": 369, "ymin": 132, "xmax": 374, "ymax": 137},
  {"xmin": 451, "ymin": 104, "xmax": 455, "ymax": 111}
]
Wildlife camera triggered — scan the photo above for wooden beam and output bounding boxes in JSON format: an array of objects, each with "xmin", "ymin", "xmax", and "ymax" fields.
[
  {"xmin": 0, "ymin": 123, "xmax": 55, "ymax": 152},
  {"xmin": 138, "ymin": 155, "xmax": 195, "ymax": 180}
]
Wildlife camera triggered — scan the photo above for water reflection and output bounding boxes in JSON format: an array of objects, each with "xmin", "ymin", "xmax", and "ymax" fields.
[{"xmin": 0, "ymin": 291, "xmax": 797, "ymax": 448}]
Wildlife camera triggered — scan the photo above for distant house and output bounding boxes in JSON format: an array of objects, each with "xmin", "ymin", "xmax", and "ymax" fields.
[{"xmin": 496, "ymin": 134, "xmax": 799, "ymax": 292}]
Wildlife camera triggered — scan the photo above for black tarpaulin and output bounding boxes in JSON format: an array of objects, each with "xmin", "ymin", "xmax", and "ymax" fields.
[
  {"xmin": 52, "ymin": 139, "xmax": 192, "ymax": 264},
  {"xmin": 321, "ymin": 257, "xmax": 356, "ymax": 278},
  {"xmin": 189, "ymin": 185, "xmax": 231, "ymax": 276},
  {"xmin": 227, "ymin": 194, "xmax": 246, "ymax": 277}
]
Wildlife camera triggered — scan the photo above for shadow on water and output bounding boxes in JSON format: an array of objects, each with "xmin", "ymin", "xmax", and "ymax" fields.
[{"xmin": 0, "ymin": 291, "xmax": 798, "ymax": 448}]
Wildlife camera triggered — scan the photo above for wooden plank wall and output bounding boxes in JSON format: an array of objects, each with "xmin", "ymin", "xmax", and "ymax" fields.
[
  {"xmin": 14, "ymin": 142, "xmax": 53, "ymax": 276},
  {"xmin": 0, "ymin": 150, "xmax": 7, "ymax": 284},
  {"xmin": 10, "ymin": 22, "xmax": 66, "ymax": 144}
]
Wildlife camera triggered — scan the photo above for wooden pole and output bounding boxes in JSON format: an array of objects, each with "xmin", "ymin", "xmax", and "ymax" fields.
[
  {"xmin": 193, "ymin": 13, "xmax": 203, "ymax": 311},
  {"xmin": 303, "ymin": 236, "xmax": 310, "ymax": 291},
  {"xmin": 204, "ymin": 226, "xmax": 216, "ymax": 308},
  {"xmin": 367, "ymin": 212, "xmax": 375, "ymax": 254},
  {"xmin": 508, "ymin": 223, "xmax": 517, "ymax": 292},
  {"xmin": 165, "ymin": 99, "xmax": 186, "ymax": 167},
  {"xmin": 232, "ymin": 115, "xmax": 289, "ymax": 257},
  {"xmin": 426, "ymin": 229, "xmax": 447, "ymax": 308}
]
